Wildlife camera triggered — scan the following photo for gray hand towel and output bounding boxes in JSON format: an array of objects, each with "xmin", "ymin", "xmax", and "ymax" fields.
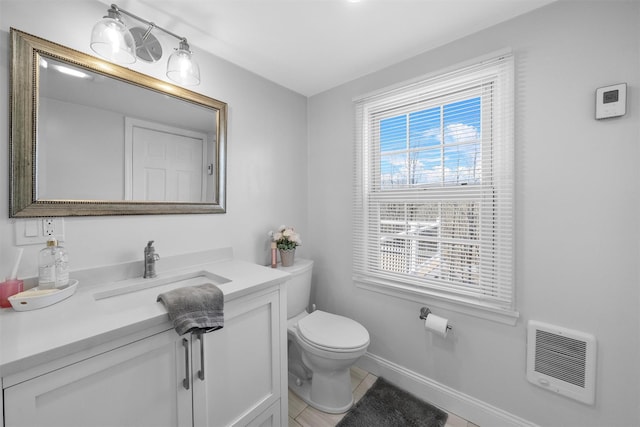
[{"xmin": 157, "ymin": 283, "xmax": 224, "ymax": 335}]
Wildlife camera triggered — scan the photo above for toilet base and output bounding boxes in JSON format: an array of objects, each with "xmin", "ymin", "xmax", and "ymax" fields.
[{"xmin": 288, "ymin": 371, "xmax": 353, "ymax": 414}]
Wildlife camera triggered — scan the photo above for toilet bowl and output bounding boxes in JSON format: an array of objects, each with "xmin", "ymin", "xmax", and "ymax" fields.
[
  {"xmin": 288, "ymin": 310, "xmax": 369, "ymax": 413},
  {"xmin": 281, "ymin": 258, "xmax": 370, "ymax": 414}
]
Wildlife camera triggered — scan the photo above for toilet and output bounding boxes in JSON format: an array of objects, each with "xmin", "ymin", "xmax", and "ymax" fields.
[{"xmin": 281, "ymin": 258, "xmax": 370, "ymax": 414}]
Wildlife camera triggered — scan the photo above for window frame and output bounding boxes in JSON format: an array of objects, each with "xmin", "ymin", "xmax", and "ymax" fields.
[{"xmin": 353, "ymin": 53, "xmax": 518, "ymax": 324}]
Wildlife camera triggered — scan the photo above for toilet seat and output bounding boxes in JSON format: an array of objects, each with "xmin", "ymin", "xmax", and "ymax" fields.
[{"xmin": 297, "ymin": 310, "xmax": 369, "ymax": 353}]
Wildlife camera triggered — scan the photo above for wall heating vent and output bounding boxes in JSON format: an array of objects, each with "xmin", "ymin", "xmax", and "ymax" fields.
[{"xmin": 526, "ymin": 320, "xmax": 596, "ymax": 405}]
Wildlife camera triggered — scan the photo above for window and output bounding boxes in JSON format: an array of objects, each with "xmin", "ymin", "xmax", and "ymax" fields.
[{"xmin": 353, "ymin": 54, "xmax": 515, "ymax": 318}]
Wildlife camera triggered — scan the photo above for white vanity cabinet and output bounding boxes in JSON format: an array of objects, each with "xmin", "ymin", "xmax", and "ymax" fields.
[
  {"xmin": 3, "ymin": 329, "xmax": 191, "ymax": 427},
  {"xmin": 2, "ymin": 283, "xmax": 286, "ymax": 427}
]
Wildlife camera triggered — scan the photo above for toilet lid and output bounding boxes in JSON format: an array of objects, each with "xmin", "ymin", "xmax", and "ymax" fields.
[{"xmin": 297, "ymin": 310, "xmax": 369, "ymax": 351}]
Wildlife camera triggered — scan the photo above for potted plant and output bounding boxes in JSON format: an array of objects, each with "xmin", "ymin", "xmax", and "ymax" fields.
[{"xmin": 270, "ymin": 225, "xmax": 301, "ymax": 267}]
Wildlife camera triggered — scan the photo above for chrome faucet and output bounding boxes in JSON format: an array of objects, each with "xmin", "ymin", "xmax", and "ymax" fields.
[{"xmin": 143, "ymin": 240, "xmax": 160, "ymax": 278}]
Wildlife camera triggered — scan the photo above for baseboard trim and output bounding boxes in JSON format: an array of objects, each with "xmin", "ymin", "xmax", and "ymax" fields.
[{"xmin": 357, "ymin": 352, "xmax": 538, "ymax": 427}]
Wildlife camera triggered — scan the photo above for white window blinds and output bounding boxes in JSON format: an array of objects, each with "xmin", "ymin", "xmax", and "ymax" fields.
[{"xmin": 353, "ymin": 54, "xmax": 515, "ymax": 313}]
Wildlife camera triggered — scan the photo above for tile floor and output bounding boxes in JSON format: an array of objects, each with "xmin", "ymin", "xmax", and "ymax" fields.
[{"xmin": 288, "ymin": 365, "xmax": 479, "ymax": 427}]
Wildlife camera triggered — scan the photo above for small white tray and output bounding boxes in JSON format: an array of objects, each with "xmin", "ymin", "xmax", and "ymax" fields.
[{"xmin": 9, "ymin": 280, "xmax": 79, "ymax": 311}]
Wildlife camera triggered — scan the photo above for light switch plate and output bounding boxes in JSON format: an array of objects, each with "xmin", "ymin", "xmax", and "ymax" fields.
[{"xmin": 595, "ymin": 83, "xmax": 626, "ymax": 119}]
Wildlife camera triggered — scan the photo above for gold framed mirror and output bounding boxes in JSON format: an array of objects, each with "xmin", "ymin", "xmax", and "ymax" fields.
[{"xmin": 10, "ymin": 28, "xmax": 227, "ymax": 217}]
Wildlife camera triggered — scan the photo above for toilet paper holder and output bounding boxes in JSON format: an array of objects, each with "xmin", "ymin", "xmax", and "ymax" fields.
[{"xmin": 419, "ymin": 307, "xmax": 452, "ymax": 331}]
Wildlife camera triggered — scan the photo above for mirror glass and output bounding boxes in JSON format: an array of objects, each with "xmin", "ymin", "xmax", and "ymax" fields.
[{"xmin": 10, "ymin": 28, "xmax": 227, "ymax": 217}]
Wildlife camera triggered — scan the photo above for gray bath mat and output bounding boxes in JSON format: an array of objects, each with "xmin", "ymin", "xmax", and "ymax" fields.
[{"xmin": 337, "ymin": 377, "xmax": 448, "ymax": 427}]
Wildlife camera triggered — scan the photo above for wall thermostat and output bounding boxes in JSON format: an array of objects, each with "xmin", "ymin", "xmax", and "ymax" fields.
[{"xmin": 595, "ymin": 83, "xmax": 626, "ymax": 119}]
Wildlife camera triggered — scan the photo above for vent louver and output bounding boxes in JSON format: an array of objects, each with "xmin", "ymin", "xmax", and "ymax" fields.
[{"xmin": 527, "ymin": 321, "xmax": 596, "ymax": 405}]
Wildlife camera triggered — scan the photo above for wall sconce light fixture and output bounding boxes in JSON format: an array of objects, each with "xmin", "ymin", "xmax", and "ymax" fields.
[{"xmin": 90, "ymin": 3, "xmax": 200, "ymax": 86}]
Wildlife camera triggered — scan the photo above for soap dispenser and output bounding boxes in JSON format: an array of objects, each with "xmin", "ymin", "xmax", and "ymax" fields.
[
  {"xmin": 144, "ymin": 241, "xmax": 159, "ymax": 278},
  {"xmin": 38, "ymin": 238, "xmax": 70, "ymax": 289},
  {"xmin": 38, "ymin": 238, "xmax": 57, "ymax": 289}
]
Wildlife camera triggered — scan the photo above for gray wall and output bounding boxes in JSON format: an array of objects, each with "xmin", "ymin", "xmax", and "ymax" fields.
[
  {"xmin": 0, "ymin": 1, "xmax": 309, "ymax": 274},
  {"xmin": 307, "ymin": 1, "xmax": 639, "ymax": 426}
]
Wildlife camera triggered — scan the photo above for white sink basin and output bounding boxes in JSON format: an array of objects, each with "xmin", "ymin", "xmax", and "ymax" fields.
[{"xmin": 93, "ymin": 270, "xmax": 231, "ymax": 301}]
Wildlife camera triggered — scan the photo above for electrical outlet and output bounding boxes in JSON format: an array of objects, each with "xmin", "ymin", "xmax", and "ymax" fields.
[
  {"xmin": 43, "ymin": 219, "xmax": 55, "ymax": 237},
  {"xmin": 15, "ymin": 218, "xmax": 65, "ymax": 246}
]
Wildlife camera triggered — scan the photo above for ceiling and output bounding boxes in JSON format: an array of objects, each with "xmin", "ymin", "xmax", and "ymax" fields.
[{"xmin": 103, "ymin": 0, "xmax": 556, "ymax": 96}]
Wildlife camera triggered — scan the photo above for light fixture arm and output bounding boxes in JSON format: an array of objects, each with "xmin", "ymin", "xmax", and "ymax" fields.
[
  {"xmin": 109, "ymin": 3, "xmax": 189, "ymax": 46},
  {"xmin": 140, "ymin": 24, "xmax": 155, "ymax": 43}
]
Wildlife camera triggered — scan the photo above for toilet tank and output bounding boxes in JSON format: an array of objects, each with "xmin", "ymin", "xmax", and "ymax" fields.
[{"xmin": 279, "ymin": 258, "xmax": 313, "ymax": 319}]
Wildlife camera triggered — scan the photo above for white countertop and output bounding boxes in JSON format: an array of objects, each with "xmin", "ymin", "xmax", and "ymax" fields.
[{"xmin": 0, "ymin": 247, "xmax": 290, "ymax": 377}]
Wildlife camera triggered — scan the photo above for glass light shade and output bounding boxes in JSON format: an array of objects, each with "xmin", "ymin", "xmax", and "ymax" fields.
[
  {"xmin": 90, "ymin": 17, "xmax": 136, "ymax": 64},
  {"xmin": 166, "ymin": 49, "xmax": 200, "ymax": 86}
]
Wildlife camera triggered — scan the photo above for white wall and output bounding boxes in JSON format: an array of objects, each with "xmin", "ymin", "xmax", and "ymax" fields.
[
  {"xmin": 307, "ymin": 1, "xmax": 639, "ymax": 426},
  {"xmin": 0, "ymin": 1, "xmax": 308, "ymax": 276},
  {"xmin": 40, "ymin": 98, "xmax": 125, "ymax": 200}
]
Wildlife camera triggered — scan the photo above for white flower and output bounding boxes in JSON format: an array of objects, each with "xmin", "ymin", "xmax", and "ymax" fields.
[{"xmin": 270, "ymin": 225, "xmax": 301, "ymax": 249}]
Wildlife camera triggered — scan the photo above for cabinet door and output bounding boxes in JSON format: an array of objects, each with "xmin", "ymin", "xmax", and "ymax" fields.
[
  {"xmin": 245, "ymin": 400, "xmax": 281, "ymax": 427},
  {"xmin": 4, "ymin": 329, "xmax": 192, "ymax": 427},
  {"xmin": 193, "ymin": 290, "xmax": 281, "ymax": 427}
]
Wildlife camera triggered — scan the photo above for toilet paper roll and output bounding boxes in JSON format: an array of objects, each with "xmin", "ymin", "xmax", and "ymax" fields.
[{"xmin": 424, "ymin": 314, "xmax": 450, "ymax": 338}]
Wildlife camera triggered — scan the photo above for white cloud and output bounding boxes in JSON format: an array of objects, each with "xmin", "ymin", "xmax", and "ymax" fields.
[
  {"xmin": 381, "ymin": 121, "xmax": 481, "ymax": 187},
  {"xmin": 444, "ymin": 123, "xmax": 479, "ymax": 144}
]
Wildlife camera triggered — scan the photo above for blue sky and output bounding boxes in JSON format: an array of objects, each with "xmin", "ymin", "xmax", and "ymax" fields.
[{"xmin": 379, "ymin": 96, "xmax": 481, "ymax": 188}]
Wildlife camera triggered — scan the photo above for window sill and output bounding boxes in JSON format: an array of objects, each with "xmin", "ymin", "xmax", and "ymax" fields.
[{"xmin": 354, "ymin": 276, "xmax": 519, "ymax": 326}]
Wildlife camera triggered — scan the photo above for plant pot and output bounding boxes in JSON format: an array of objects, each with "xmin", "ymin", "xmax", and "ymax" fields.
[{"xmin": 279, "ymin": 248, "xmax": 296, "ymax": 267}]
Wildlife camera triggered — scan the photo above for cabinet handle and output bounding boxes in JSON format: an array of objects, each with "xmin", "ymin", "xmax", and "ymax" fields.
[
  {"xmin": 182, "ymin": 338, "xmax": 190, "ymax": 390},
  {"xmin": 197, "ymin": 332, "xmax": 205, "ymax": 381}
]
